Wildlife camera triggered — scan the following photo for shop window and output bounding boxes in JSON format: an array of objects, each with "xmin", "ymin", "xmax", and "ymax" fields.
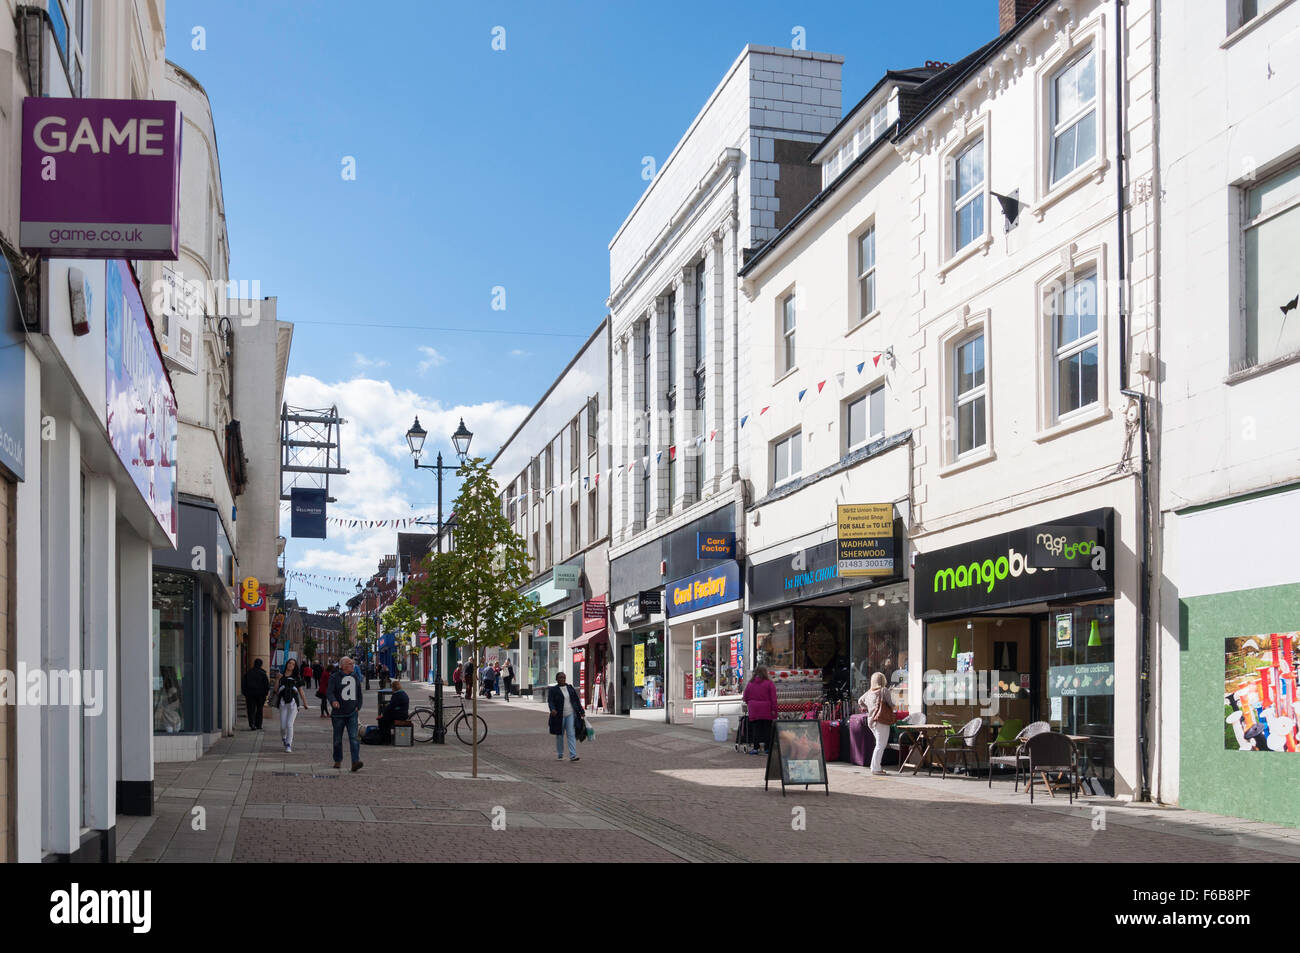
[
  {"xmin": 693, "ymin": 631, "xmax": 744, "ymax": 699},
  {"xmin": 754, "ymin": 607, "xmax": 850, "ymax": 700},
  {"xmin": 153, "ymin": 570, "xmax": 196, "ymax": 733},
  {"xmin": 630, "ymin": 629, "xmax": 665, "ymax": 710},
  {"xmin": 849, "ymin": 586, "xmax": 909, "ymax": 707}
]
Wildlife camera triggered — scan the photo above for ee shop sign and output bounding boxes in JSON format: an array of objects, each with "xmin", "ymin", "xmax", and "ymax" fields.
[{"xmin": 913, "ymin": 509, "xmax": 1114, "ymax": 620}]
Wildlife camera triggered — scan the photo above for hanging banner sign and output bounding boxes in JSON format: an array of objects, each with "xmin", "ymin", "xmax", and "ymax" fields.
[
  {"xmin": 836, "ymin": 503, "xmax": 895, "ymax": 577},
  {"xmin": 291, "ymin": 487, "xmax": 328, "ymax": 539}
]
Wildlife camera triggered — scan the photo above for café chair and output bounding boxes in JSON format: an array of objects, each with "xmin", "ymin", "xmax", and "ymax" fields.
[
  {"xmin": 1025, "ymin": 731, "xmax": 1080, "ymax": 804},
  {"xmin": 888, "ymin": 712, "xmax": 929, "ymax": 771},
  {"xmin": 987, "ymin": 720, "xmax": 1044, "ymax": 791},
  {"xmin": 935, "ymin": 717, "xmax": 983, "ymax": 778}
]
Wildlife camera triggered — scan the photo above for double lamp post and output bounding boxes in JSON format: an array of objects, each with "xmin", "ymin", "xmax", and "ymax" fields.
[{"xmin": 404, "ymin": 415, "xmax": 472, "ymax": 743}]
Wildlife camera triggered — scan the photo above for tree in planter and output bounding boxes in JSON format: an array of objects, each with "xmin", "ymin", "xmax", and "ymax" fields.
[{"xmin": 409, "ymin": 457, "xmax": 546, "ymax": 775}]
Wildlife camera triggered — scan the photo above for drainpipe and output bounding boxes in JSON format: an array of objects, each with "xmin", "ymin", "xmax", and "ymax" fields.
[{"xmin": 1114, "ymin": 0, "xmax": 1153, "ymax": 802}]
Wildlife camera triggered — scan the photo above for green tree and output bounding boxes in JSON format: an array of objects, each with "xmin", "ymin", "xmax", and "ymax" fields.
[
  {"xmin": 382, "ymin": 596, "xmax": 421, "ymax": 673},
  {"xmin": 409, "ymin": 457, "xmax": 546, "ymax": 775},
  {"xmin": 303, "ymin": 633, "xmax": 317, "ymax": 662}
]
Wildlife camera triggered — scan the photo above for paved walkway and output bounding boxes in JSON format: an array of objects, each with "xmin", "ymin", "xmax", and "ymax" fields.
[{"xmin": 122, "ymin": 684, "xmax": 1300, "ymax": 863}]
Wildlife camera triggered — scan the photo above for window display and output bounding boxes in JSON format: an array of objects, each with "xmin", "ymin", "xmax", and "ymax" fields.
[
  {"xmin": 694, "ymin": 630, "xmax": 744, "ymax": 698},
  {"xmin": 754, "ymin": 606, "xmax": 849, "ymax": 696},
  {"xmin": 850, "ymin": 592, "xmax": 908, "ymax": 707},
  {"xmin": 632, "ymin": 629, "xmax": 665, "ymax": 709},
  {"xmin": 152, "ymin": 570, "xmax": 194, "ymax": 733}
]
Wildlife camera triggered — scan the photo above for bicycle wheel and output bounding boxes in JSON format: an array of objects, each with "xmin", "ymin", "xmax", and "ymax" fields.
[
  {"xmin": 410, "ymin": 708, "xmax": 435, "ymax": 743},
  {"xmin": 454, "ymin": 712, "xmax": 488, "ymax": 745}
]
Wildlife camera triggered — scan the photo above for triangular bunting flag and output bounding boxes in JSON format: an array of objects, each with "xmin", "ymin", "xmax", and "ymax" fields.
[
  {"xmin": 760, "ymin": 406, "xmax": 770, "ymax": 415},
  {"xmin": 709, "ymin": 430, "xmax": 716, "ymax": 441},
  {"xmin": 873, "ymin": 353, "xmax": 881, "ymax": 367},
  {"xmin": 656, "ymin": 451, "xmax": 662, "ymax": 464},
  {"xmin": 857, "ymin": 362, "xmax": 865, "ymax": 374},
  {"xmin": 798, "ymin": 388, "xmax": 807, "ymax": 402},
  {"xmin": 695, "ymin": 435, "xmax": 705, "ymax": 447},
  {"xmin": 669, "ymin": 445, "xmax": 677, "ymax": 461},
  {"xmin": 642, "ymin": 456, "xmax": 649, "ymax": 468},
  {"xmin": 817, "ymin": 380, "xmax": 826, "ymax": 393},
  {"xmin": 740, "ymin": 415, "xmax": 749, "ymax": 428}
]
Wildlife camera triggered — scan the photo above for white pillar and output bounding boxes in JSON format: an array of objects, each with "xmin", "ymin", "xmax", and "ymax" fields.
[
  {"xmin": 672, "ymin": 273, "xmax": 689, "ymax": 513},
  {"xmin": 14, "ymin": 348, "xmax": 42, "ymax": 862},
  {"xmin": 82, "ymin": 474, "xmax": 117, "ymax": 832},
  {"xmin": 41, "ymin": 416, "xmax": 81, "ymax": 855},
  {"xmin": 707, "ymin": 231, "xmax": 726, "ymax": 492},
  {"xmin": 117, "ymin": 531, "xmax": 154, "ymax": 814}
]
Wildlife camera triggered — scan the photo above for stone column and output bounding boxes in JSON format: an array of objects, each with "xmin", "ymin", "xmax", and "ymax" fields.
[
  {"xmin": 117, "ymin": 526, "xmax": 154, "ymax": 816},
  {"xmin": 82, "ymin": 474, "xmax": 118, "ymax": 832}
]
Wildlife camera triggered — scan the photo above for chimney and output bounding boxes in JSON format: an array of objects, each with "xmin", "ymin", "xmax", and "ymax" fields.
[{"xmin": 999, "ymin": 0, "xmax": 1037, "ymax": 33}]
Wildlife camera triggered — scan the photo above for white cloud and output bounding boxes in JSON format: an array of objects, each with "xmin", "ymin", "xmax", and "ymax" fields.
[
  {"xmin": 280, "ymin": 373, "xmax": 529, "ymax": 604},
  {"xmin": 417, "ymin": 346, "xmax": 446, "ymax": 374},
  {"xmin": 510, "ymin": 349, "xmax": 529, "ymax": 358},
  {"xmin": 352, "ymin": 353, "xmax": 389, "ymax": 369}
]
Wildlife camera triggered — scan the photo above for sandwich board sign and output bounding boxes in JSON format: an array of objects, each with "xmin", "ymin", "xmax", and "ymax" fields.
[{"xmin": 764, "ymin": 720, "xmax": 829, "ymax": 797}]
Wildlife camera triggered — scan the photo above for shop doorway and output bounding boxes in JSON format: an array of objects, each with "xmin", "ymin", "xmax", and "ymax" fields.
[{"xmin": 619, "ymin": 644, "xmax": 632, "ymax": 715}]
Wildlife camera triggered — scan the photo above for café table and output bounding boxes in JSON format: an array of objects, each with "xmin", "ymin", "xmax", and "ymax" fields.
[{"xmin": 895, "ymin": 724, "xmax": 949, "ymax": 776}]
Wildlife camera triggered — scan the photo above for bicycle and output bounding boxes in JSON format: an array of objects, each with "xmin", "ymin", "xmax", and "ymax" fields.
[{"xmin": 409, "ymin": 695, "xmax": 488, "ymax": 745}]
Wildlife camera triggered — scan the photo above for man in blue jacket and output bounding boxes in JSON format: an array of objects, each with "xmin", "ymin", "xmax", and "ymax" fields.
[{"xmin": 328, "ymin": 655, "xmax": 365, "ymax": 771}]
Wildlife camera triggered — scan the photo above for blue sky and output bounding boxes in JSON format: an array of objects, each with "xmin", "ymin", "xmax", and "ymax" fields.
[{"xmin": 163, "ymin": 1, "xmax": 997, "ymax": 609}]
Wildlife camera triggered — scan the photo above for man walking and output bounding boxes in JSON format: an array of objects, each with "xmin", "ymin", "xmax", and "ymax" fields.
[
  {"xmin": 548, "ymin": 671, "xmax": 584, "ymax": 763},
  {"xmin": 241, "ymin": 658, "xmax": 270, "ymax": 730},
  {"xmin": 328, "ymin": 655, "xmax": 365, "ymax": 772},
  {"xmin": 501, "ymin": 658, "xmax": 515, "ymax": 703}
]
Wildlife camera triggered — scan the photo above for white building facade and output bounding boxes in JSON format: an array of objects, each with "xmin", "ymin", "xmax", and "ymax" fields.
[
  {"xmin": 2, "ymin": 0, "xmax": 174, "ymax": 860},
  {"xmin": 607, "ymin": 45, "xmax": 842, "ymax": 723},
  {"xmin": 495, "ymin": 319, "xmax": 611, "ymax": 706},
  {"xmin": 1156, "ymin": 0, "xmax": 1300, "ymax": 826}
]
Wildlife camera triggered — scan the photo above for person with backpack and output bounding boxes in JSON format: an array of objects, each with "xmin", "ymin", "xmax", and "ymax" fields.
[
  {"xmin": 741, "ymin": 665, "xmax": 778, "ymax": 754},
  {"xmin": 859, "ymin": 671, "xmax": 896, "ymax": 776}
]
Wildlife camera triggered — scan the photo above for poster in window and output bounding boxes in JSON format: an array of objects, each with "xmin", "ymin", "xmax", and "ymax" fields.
[
  {"xmin": 1055, "ymin": 613, "xmax": 1073, "ymax": 648},
  {"xmin": 1224, "ymin": 633, "xmax": 1298, "ymax": 753}
]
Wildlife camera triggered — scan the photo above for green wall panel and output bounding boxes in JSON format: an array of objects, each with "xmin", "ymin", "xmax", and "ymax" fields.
[{"xmin": 1180, "ymin": 582, "xmax": 1300, "ymax": 827}]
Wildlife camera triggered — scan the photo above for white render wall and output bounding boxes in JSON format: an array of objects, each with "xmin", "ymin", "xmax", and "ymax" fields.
[
  {"xmin": 1155, "ymin": 0, "xmax": 1300, "ymax": 808},
  {"xmin": 609, "ymin": 46, "xmax": 842, "ymax": 560}
]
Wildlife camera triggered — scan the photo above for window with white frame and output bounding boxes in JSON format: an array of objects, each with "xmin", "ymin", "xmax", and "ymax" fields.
[
  {"xmin": 846, "ymin": 385, "xmax": 886, "ymax": 451},
  {"xmin": 857, "ymin": 225, "xmax": 877, "ymax": 321},
  {"xmin": 779, "ymin": 293, "xmax": 796, "ymax": 375},
  {"xmin": 772, "ymin": 430, "xmax": 802, "ymax": 487},
  {"xmin": 953, "ymin": 333, "xmax": 987, "ymax": 456},
  {"xmin": 694, "ymin": 260, "xmax": 707, "ymax": 499},
  {"xmin": 952, "ymin": 138, "xmax": 985, "ymax": 254},
  {"xmin": 1052, "ymin": 271, "xmax": 1100, "ymax": 417},
  {"xmin": 1050, "ymin": 46, "xmax": 1097, "ymax": 185},
  {"xmin": 1244, "ymin": 162, "xmax": 1300, "ymax": 366},
  {"xmin": 48, "ymin": 0, "xmax": 88, "ymax": 96}
]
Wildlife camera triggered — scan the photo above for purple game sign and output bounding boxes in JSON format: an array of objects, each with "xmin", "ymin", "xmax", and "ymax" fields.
[{"xmin": 20, "ymin": 97, "xmax": 181, "ymax": 259}]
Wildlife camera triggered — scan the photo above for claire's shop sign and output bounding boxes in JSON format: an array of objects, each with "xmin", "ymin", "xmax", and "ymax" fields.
[{"xmin": 20, "ymin": 98, "xmax": 182, "ymax": 259}]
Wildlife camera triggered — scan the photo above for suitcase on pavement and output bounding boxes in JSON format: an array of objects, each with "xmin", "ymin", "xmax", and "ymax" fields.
[
  {"xmin": 820, "ymin": 719, "xmax": 842, "ymax": 762},
  {"xmin": 848, "ymin": 714, "xmax": 874, "ymax": 766}
]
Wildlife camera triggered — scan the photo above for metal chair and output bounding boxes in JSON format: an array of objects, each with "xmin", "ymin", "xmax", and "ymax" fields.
[
  {"xmin": 1025, "ymin": 731, "xmax": 1080, "ymax": 804},
  {"xmin": 935, "ymin": 717, "xmax": 983, "ymax": 778},
  {"xmin": 987, "ymin": 720, "xmax": 1048, "ymax": 791},
  {"xmin": 887, "ymin": 712, "xmax": 928, "ymax": 770}
]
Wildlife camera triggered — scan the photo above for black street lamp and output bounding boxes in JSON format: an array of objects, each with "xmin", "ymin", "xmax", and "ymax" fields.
[{"xmin": 406, "ymin": 416, "xmax": 472, "ymax": 743}]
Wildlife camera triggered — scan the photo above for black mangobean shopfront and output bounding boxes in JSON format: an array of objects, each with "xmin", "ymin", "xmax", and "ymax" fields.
[
  {"xmin": 912, "ymin": 508, "xmax": 1118, "ymax": 794},
  {"xmin": 747, "ymin": 515, "xmax": 908, "ymax": 718}
]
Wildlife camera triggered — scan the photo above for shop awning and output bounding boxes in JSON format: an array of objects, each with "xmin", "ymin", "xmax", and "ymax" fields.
[{"xmin": 569, "ymin": 628, "xmax": 609, "ymax": 651}]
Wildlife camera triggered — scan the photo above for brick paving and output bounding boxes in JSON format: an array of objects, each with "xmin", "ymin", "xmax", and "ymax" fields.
[{"xmin": 122, "ymin": 685, "xmax": 1300, "ymax": 863}]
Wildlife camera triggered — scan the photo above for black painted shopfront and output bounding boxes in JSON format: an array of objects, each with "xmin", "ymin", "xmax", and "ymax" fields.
[{"xmin": 913, "ymin": 508, "xmax": 1117, "ymax": 793}]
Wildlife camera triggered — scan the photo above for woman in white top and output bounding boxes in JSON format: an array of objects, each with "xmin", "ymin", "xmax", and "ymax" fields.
[{"xmin": 858, "ymin": 672, "xmax": 893, "ymax": 776}]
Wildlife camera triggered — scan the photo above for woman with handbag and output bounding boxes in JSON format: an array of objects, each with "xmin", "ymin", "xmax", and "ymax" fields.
[
  {"xmin": 547, "ymin": 671, "xmax": 584, "ymax": 762},
  {"xmin": 741, "ymin": 666, "xmax": 778, "ymax": 754},
  {"xmin": 858, "ymin": 672, "xmax": 895, "ymax": 776}
]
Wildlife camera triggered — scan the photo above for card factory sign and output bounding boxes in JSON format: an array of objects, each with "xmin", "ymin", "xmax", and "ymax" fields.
[
  {"xmin": 666, "ymin": 562, "xmax": 741, "ymax": 618},
  {"xmin": 20, "ymin": 98, "xmax": 182, "ymax": 259}
]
